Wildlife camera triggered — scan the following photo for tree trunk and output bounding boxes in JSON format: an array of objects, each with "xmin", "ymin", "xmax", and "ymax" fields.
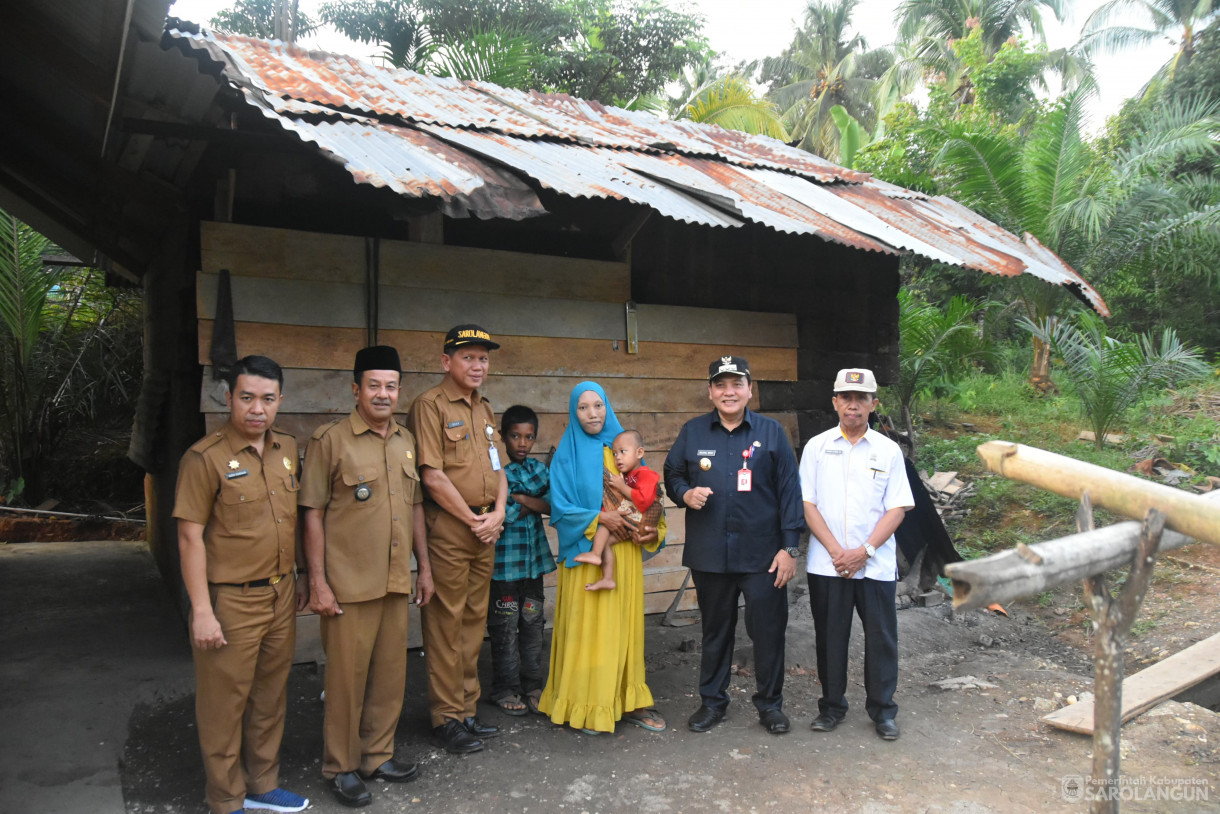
[{"xmin": 1029, "ymin": 335, "xmax": 1056, "ymax": 393}]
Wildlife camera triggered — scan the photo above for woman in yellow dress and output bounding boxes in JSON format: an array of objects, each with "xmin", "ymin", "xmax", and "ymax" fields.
[{"xmin": 538, "ymin": 381, "xmax": 667, "ymax": 733}]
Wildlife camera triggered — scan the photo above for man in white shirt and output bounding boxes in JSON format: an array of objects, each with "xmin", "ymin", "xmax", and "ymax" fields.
[{"xmin": 798, "ymin": 368, "xmax": 913, "ymax": 741}]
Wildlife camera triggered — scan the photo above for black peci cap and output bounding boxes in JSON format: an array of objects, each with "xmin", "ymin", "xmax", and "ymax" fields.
[{"xmin": 354, "ymin": 345, "xmax": 402, "ymax": 376}]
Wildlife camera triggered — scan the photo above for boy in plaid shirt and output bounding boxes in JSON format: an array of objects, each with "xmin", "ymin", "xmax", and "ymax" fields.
[{"xmin": 487, "ymin": 405, "xmax": 555, "ymax": 715}]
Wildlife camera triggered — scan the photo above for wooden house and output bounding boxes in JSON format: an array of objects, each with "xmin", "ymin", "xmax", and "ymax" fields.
[{"xmin": 1, "ymin": 2, "xmax": 1106, "ymax": 650}]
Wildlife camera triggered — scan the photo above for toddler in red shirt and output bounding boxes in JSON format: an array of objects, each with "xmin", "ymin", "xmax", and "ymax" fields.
[{"xmin": 575, "ymin": 429, "xmax": 661, "ymax": 591}]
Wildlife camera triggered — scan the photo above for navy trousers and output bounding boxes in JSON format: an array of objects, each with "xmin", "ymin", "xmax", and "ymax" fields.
[
  {"xmin": 808, "ymin": 573, "xmax": 898, "ymax": 722},
  {"xmin": 692, "ymin": 569, "xmax": 788, "ymax": 715}
]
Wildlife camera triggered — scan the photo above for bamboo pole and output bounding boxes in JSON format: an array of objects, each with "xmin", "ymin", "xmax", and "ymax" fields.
[{"xmin": 976, "ymin": 441, "xmax": 1220, "ymax": 546}]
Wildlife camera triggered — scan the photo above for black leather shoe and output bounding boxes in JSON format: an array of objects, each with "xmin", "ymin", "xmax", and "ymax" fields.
[
  {"xmin": 433, "ymin": 719, "xmax": 484, "ymax": 754},
  {"xmin": 330, "ymin": 771, "xmax": 372, "ymax": 807},
  {"xmin": 810, "ymin": 713, "xmax": 840, "ymax": 732},
  {"xmin": 361, "ymin": 758, "xmax": 419, "ymax": 783},
  {"xmin": 463, "ymin": 716, "xmax": 500, "ymax": 738},
  {"xmin": 875, "ymin": 719, "xmax": 900, "ymax": 740},
  {"xmin": 760, "ymin": 708, "xmax": 790, "ymax": 734},
  {"xmin": 687, "ymin": 705, "xmax": 725, "ymax": 732}
]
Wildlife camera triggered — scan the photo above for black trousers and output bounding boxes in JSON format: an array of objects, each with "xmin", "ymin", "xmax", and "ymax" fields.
[
  {"xmin": 691, "ymin": 569, "xmax": 787, "ymax": 715},
  {"xmin": 808, "ymin": 573, "xmax": 898, "ymax": 722},
  {"xmin": 486, "ymin": 577, "xmax": 546, "ymax": 701}
]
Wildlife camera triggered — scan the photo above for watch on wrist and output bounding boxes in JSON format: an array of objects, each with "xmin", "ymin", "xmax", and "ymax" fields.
[
  {"xmin": 863, "ymin": 543, "xmax": 876, "ymax": 558},
  {"xmin": 783, "ymin": 546, "xmax": 800, "ymax": 559}
]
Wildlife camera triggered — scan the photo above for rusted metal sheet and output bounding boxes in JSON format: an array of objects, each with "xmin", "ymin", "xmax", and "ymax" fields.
[{"xmin": 162, "ymin": 25, "xmax": 1109, "ymax": 314}]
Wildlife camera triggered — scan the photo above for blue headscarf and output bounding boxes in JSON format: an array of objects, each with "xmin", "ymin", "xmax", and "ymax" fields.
[{"xmin": 549, "ymin": 381, "xmax": 624, "ymax": 566}]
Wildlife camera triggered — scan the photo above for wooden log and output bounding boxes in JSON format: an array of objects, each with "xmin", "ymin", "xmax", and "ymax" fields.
[
  {"xmin": 976, "ymin": 441, "xmax": 1220, "ymax": 546},
  {"xmin": 197, "ymin": 321, "xmax": 798, "ymax": 381},
  {"xmin": 945, "ymin": 492, "xmax": 1220, "ymax": 611}
]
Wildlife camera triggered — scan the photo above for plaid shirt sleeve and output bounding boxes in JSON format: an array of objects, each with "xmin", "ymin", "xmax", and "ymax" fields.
[{"xmin": 495, "ymin": 458, "xmax": 555, "ymax": 581}]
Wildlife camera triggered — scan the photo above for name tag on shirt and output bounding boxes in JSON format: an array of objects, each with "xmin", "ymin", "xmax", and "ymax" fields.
[
  {"xmin": 824, "ymin": 449, "xmax": 843, "ymax": 456},
  {"xmin": 225, "ymin": 469, "xmax": 249, "ymax": 479},
  {"xmin": 697, "ymin": 449, "xmax": 717, "ymax": 456},
  {"xmin": 489, "ymin": 445, "xmax": 502, "ymax": 471},
  {"xmin": 737, "ymin": 468, "xmax": 752, "ymax": 491},
  {"xmin": 446, "ymin": 420, "xmax": 465, "ymax": 429}
]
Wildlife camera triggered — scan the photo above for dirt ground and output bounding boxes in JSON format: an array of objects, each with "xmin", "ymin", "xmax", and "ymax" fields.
[{"xmin": 118, "ymin": 548, "xmax": 1220, "ymax": 814}]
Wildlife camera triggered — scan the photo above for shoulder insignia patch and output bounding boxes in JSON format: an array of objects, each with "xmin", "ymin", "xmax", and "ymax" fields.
[
  {"xmin": 188, "ymin": 433, "xmax": 225, "ymax": 453},
  {"xmin": 310, "ymin": 418, "xmax": 343, "ymax": 441}
]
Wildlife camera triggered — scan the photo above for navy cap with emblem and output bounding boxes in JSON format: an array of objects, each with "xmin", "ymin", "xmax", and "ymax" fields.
[
  {"xmin": 443, "ymin": 324, "xmax": 501, "ymax": 352},
  {"xmin": 708, "ymin": 355, "xmax": 751, "ymax": 382}
]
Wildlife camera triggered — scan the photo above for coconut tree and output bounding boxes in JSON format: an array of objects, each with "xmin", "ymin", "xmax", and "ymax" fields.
[
  {"xmin": 762, "ymin": 0, "xmax": 892, "ymax": 159},
  {"xmin": 1022, "ymin": 312, "xmax": 1210, "ymax": 449},
  {"xmin": 1080, "ymin": 0, "xmax": 1219, "ymax": 80}
]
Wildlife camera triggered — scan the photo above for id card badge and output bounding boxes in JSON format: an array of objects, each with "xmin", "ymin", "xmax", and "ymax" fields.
[
  {"xmin": 489, "ymin": 445, "xmax": 502, "ymax": 471},
  {"xmin": 737, "ymin": 468, "xmax": 752, "ymax": 491}
]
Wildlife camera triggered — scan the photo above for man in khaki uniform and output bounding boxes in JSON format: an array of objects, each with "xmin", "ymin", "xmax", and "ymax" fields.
[
  {"xmin": 408, "ymin": 324, "xmax": 508, "ymax": 754},
  {"xmin": 174, "ymin": 355, "xmax": 309, "ymax": 814},
  {"xmin": 300, "ymin": 345, "xmax": 434, "ymax": 808}
]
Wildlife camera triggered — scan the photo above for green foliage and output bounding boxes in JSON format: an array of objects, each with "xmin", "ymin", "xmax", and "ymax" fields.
[
  {"xmin": 829, "ymin": 104, "xmax": 863, "ymax": 167},
  {"xmin": 679, "ymin": 77, "xmax": 788, "ymax": 140},
  {"xmin": 318, "ymin": 0, "xmax": 708, "ymax": 105},
  {"xmin": 1080, "ymin": 0, "xmax": 1220, "ymax": 86},
  {"xmin": 1023, "ymin": 311, "xmax": 1211, "ymax": 449},
  {"xmin": 0, "ymin": 210, "xmax": 142, "ymax": 505},
  {"xmin": 951, "ymin": 29, "xmax": 1049, "ymax": 123},
  {"xmin": 895, "ymin": 290, "xmax": 994, "ymax": 449},
  {"xmin": 760, "ymin": 0, "xmax": 892, "ymax": 160},
  {"xmin": 208, "ymin": 0, "xmax": 318, "ymax": 39}
]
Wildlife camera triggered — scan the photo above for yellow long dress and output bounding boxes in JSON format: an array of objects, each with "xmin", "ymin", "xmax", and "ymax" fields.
[{"xmin": 538, "ymin": 447, "xmax": 664, "ymax": 732}]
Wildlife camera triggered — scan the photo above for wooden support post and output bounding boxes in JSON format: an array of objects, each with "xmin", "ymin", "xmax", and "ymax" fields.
[{"xmin": 1075, "ymin": 491, "xmax": 1165, "ymax": 814}]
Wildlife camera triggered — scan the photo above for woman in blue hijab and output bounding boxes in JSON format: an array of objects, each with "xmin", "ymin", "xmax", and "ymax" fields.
[{"xmin": 538, "ymin": 381, "xmax": 667, "ymax": 733}]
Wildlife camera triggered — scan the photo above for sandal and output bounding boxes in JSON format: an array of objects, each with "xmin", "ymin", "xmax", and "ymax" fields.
[
  {"xmin": 524, "ymin": 689, "xmax": 544, "ymax": 716},
  {"xmin": 622, "ymin": 708, "xmax": 666, "ymax": 732},
  {"xmin": 493, "ymin": 694, "xmax": 528, "ymax": 716}
]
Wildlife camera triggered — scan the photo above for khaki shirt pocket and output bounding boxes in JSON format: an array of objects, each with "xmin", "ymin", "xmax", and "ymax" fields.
[
  {"xmin": 340, "ymin": 467, "xmax": 383, "ymax": 504},
  {"xmin": 402, "ymin": 459, "xmax": 419, "ymax": 503},
  {"xmin": 218, "ymin": 481, "xmax": 268, "ymax": 532},
  {"xmin": 443, "ymin": 424, "xmax": 469, "ymax": 464}
]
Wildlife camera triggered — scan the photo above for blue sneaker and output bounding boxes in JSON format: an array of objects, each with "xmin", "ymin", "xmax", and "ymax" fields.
[{"xmin": 244, "ymin": 788, "xmax": 309, "ymax": 812}]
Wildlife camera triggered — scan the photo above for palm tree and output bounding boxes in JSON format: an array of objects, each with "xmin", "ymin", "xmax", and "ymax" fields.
[
  {"xmin": 894, "ymin": 290, "xmax": 993, "ymax": 445},
  {"xmin": 1022, "ymin": 312, "xmax": 1209, "ymax": 449},
  {"xmin": 1080, "ymin": 0, "xmax": 1219, "ymax": 79},
  {"xmin": 930, "ymin": 90, "xmax": 1098, "ymax": 384},
  {"xmin": 762, "ymin": 0, "xmax": 892, "ymax": 159},
  {"xmin": 896, "ymin": 0, "xmax": 1066, "ymax": 60},
  {"xmin": 676, "ymin": 77, "xmax": 789, "ymax": 139},
  {"xmin": 0, "ymin": 211, "xmax": 61, "ymax": 501}
]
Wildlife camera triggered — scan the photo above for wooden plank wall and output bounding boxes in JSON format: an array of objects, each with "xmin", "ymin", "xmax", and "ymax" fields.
[{"xmin": 198, "ymin": 222, "xmax": 800, "ymax": 646}]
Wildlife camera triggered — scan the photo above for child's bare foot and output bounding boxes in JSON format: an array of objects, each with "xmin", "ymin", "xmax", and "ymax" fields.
[
  {"xmin": 574, "ymin": 552, "xmax": 601, "ymax": 565},
  {"xmin": 584, "ymin": 577, "xmax": 616, "ymax": 591}
]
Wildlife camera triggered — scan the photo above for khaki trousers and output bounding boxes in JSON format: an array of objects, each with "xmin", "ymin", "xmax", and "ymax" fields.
[
  {"xmin": 319, "ymin": 593, "xmax": 409, "ymax": 777},
  {"xmin": 193, "ymin": 576, "xmax": 296, "ymax": 814},
  {"xmin": 421, "ymin": 507, "xmax": 495, "ymax": 726}
]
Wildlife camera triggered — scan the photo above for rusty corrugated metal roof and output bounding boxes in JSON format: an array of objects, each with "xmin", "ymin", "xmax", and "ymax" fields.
[{"xmin": 165, "ymin": 26, "xmax": 1108, "ymax": 314}]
